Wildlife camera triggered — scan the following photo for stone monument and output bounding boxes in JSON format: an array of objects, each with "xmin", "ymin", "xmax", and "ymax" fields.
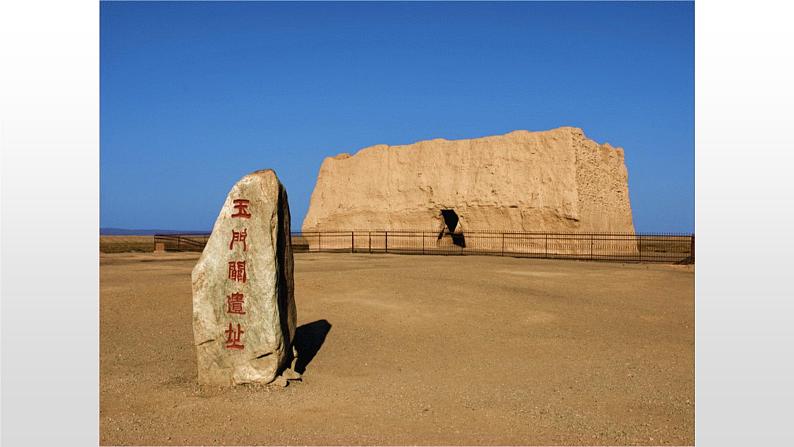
[{"xmin": 192, "ymin": 169, "xmax": 299, "ymax": 386}]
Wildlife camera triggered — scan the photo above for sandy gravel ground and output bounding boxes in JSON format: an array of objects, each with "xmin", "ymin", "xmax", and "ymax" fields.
[
  {"xmin": 100, "ymin": 236, "xmax": 155, "ymax": 253},
  {"xmin": 100, "ymin": 252, "xmax": 694, "ymax": 446}
]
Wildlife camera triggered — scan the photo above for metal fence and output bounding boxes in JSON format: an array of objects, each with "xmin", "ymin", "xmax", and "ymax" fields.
[
  {"xmin": 155, "ymin": 231, "xmax": 694, "ymax": 264},
  {"xmin": 153, "ymin": 234, "xmax": 210, "ymax": 252}
]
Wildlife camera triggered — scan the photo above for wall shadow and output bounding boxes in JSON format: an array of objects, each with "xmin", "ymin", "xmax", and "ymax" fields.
[
  {"xmin": 438, "ymin": 209, "xmax": 466, "ymax": 247},
  {"xmin": 293, "ymin": 319, "xmax": 332, "ymax": 374},
  {"xmin": 451, "ymin": 232, "xmax": 466, "ymax": 248}
]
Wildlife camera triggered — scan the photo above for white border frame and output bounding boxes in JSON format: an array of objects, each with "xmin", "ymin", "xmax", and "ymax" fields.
[
  {"xmin": 2, "ymin": 0, "xmax": 794, "ymax": 445},
  {"xmin": 1, "ymin": 1, "xmax": 99, "ymax": 445}
]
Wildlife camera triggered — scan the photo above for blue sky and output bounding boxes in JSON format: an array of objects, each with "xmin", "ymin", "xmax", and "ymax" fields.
[{"xmin": 101, "ymin": 1, "xmax": 694, "ymax": 233}]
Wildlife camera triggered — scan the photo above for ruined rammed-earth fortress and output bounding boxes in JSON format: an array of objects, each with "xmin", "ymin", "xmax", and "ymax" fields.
[{"xmin": 303, "ymin": 127, "xmax": 635, "ymax": 249}]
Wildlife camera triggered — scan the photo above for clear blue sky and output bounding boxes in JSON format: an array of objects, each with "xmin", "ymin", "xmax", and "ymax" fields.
[{"xmin": 101, "ymin": 1, "xmax": 694, "ymax": 233}]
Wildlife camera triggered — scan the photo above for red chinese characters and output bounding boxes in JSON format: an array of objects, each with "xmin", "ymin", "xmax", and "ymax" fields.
[
  {"xmin": 228, "ymin": 261, "xmax": 247, "ymax": 282},
  {"xmin": 226, "ymin": 292, "xmax": 246, "ymax": 315},
  {"xmin": 225, "ymin": 198, "xmax": 251, "ymax": 351},
  {"xmin": 231, "ymin": 199, "xmax": 251, "ymax": 219},
  {"xmin": 229, "ymin": 228, "xmax": 248, "ymax": 251},
  {"xmin": 224, "ymin": 323, "xmax": 245, "ymax": 350}
]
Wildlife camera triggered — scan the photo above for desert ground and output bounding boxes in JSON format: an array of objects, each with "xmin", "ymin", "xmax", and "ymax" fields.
[
  {"xmin": 100, "ymin": 235, "xmax": 155, "ymax": 253},
  {"xmin": 100, "ymin": 251, "xmax": 694, "ymax": 446}
]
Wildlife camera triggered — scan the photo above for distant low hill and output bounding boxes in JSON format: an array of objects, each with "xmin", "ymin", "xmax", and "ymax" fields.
[{"xmin": 100, "ymin": 228, "xmax": 210, "ymax": 235}]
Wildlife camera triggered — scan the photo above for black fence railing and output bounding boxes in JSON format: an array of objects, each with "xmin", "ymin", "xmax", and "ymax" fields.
[
  {"xmin": 153, "ymin": 234, "xmax": 210, "ymax": 252},
  {"xmin": 155, "ymin": 231, "xmax": 694, "ymax": 264}
]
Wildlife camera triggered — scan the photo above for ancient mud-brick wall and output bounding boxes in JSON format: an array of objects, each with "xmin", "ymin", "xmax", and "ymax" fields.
[{"xmin": 302, "ymin": 127, "xmax": 636, "ymax": 254}]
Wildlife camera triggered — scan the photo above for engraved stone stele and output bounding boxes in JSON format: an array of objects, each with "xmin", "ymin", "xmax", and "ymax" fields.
[{"xmin": 192, "ymin": 169, "xmax": 297, "ymax": 386}]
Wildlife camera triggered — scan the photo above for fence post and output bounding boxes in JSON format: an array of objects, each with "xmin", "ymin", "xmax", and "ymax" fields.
[
  {"xmin": 545, "ymin": 233, "xmax": 548, "ymax": 258},
  {"xmin": 422, "ymin": 232, "xmax": 425, "ymax": 254},
  {"xmin": 385, "ymin": 231, "xmax": 388, "ymax": 253},
  {"xmin": 501, "ymin": 232, "xmax": 505, "ymax": 256},
  {"xmin": 368, "ymin": 231, "xmax": 371, "ymax": 254},
  {"xmin": 351, "ymin": 231, "xmax": 354, "ymax": 253},
  {"xmin": 638, "ymin": 235, "xmax": 642, "ymax": 262},
  {"xmin": 177, "ymin": 236, "xmax": 181, "ymax": 251},
  {"xmin": 690, "ymin": 234, "xmax": 695, "ymax": 264},
  {"xmin": 590, "ymin": 234, "xmax": 594, "ymax": 260},
  {"xmin": 318, "ymin": 232, "xmax": 321, "ymax": 253}
]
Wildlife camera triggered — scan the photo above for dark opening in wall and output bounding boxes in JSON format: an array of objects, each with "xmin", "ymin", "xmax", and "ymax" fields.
[
  {"xmin": 438, "ymin": 209, "xmax": 466, "ymax": 248},
  {"xmin": 440, "ymin": 209, "xmax": 459, "ymax": 233}
]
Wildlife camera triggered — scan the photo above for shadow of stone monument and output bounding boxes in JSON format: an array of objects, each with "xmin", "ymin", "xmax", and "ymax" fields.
[{"xmin": 293, "ymin": 319, "xmax": 332, "ymax": 374}]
